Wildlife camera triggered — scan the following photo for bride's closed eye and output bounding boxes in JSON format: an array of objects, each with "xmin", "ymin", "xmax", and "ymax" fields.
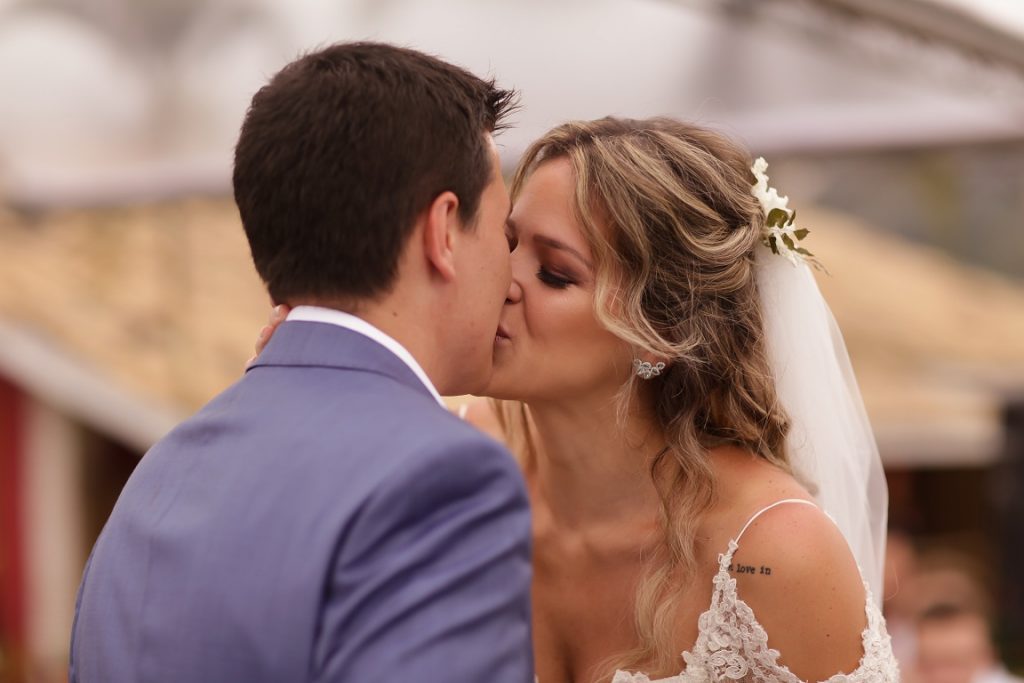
[{"xmin": 537, "ymin": 266, "xmax": 574, "ymax": 289}]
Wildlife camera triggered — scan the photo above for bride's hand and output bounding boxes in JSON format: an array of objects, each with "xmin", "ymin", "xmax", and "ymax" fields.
[{"xmin": 246, "ymin": 305, "xmax": 290, "ymax": 368}]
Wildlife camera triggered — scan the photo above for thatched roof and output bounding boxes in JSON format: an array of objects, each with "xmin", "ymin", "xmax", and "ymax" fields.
[
  {"xmin": 1, "ymin": 199, "xmax": 1021, "ymax": 463},
  {"xmin": 0, "ymin": 199, "xmax": 263, "ymax": 448},
  {"xmin": 806, "ymin": 206, "xmax": 1024, "ymax": 466}
]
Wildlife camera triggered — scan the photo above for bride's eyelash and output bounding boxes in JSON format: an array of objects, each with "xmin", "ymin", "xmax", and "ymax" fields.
[{"xmin": 537, "ymin": 267, "xmax": 573, "ymax": 289}]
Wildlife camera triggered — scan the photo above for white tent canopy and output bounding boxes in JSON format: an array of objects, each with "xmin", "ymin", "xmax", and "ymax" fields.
[{"xmin": 0, "ymin": 0, "xmax": 1022, "ymax": 205}]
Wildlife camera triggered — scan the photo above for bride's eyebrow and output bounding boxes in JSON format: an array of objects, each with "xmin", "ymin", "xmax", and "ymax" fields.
[
  {"xmin": 505, "ymin": 216, "xmax": 593, "ymax": 270},
  {"xmin": 534, "ymin": 235, "xmax": 593, "ymax": 270}
]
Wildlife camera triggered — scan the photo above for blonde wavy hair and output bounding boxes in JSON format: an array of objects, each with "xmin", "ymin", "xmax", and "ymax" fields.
[{"xmin": 496, "ymin": 117, "xmax": 793, "ymax": 679}]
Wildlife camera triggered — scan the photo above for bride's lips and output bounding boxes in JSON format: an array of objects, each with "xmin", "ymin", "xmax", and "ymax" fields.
[{"xmin": 495, "ymin": 324, "xmax": 511, "ymax": 343}]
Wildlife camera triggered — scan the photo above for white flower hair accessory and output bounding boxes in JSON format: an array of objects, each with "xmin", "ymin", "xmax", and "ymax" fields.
[{"xmin": 751, "ymin": 157, "xmax": 820, "ymax": 269}]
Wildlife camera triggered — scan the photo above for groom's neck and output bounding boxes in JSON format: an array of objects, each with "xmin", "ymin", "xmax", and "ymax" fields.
[{"xmin": 364, "ymin": 299, "xmax": 448, "ymax": 391}]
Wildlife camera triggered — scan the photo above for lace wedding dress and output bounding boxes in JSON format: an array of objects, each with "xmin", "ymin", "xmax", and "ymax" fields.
[{"xmin": 612, "ymin": 500, "xmax": 900, "ymax": 683}]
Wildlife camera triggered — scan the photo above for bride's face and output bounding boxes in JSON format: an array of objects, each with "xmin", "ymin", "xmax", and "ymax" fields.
[{"xmin": 485, "ymin": 158, "xmax": 632, "ymax": 403}]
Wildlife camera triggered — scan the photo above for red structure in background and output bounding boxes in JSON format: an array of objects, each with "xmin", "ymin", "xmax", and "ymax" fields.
[{"xmin": 0, "ymin": 375, "xmax": 25, "ymax": 681}]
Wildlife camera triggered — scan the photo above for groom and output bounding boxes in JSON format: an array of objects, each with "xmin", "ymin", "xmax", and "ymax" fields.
[{"xmin": 69, "ymin": 43, "xmax": 533, "ymax": 682}]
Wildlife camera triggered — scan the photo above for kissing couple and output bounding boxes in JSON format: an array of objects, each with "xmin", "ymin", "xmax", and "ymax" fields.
[{"xmin": 70, "ymin": 42, "xmax": 899, "ymax": 682}]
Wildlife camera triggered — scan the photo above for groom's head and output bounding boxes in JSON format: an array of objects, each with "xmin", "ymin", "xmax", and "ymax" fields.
[{"xmin": 233, "ymin": 42, "xmax": 517, "ymax": 394}]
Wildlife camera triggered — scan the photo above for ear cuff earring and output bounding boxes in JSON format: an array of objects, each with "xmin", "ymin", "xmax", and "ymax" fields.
[{"xmin": 634, "ymin": 359, "xmax": 666, "ymax": 380}]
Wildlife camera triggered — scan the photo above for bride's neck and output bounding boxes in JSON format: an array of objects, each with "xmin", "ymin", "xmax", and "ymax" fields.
[{"xmin": 524, "ymin": 394, "xmax": 666, "ymax": 530}]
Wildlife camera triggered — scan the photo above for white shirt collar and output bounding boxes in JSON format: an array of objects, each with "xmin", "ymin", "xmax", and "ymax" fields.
[{"xmin": 286, "ymin": 305, "xmax": 445, "ymax": 407}]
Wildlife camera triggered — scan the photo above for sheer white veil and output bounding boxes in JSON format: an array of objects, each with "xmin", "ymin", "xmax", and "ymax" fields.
[{"xmin": 755, "ymin": 239, "xmax": 889, "ymax": 606}]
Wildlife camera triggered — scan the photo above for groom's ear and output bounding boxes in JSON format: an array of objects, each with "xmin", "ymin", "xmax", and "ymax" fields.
[{"xmin": 421, "ymin": 190, "xmax": 460, "ymax": 282}]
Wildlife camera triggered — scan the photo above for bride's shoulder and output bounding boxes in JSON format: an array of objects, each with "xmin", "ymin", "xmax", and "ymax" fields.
[
  {"xmin": 730, "ymin": 499, "xmax": 860, "ymax": 587},
  {"xmin": 727, "ymin": 499, "xmax": 868, "ymax": 681}
]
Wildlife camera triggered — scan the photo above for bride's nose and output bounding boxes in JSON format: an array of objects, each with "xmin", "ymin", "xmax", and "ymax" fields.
[{"xmin": 505, "ymin": 276, "xmax": 522, "ymax": 304}]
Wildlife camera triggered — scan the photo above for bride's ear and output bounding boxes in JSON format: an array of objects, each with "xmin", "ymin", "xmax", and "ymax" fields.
[{"xmin": 421, "ymin": 190, "xmax": 461, "ymax": 282}]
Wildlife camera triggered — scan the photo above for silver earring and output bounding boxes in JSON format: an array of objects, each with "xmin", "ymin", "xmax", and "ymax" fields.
[{"xmin": 633, "ymin": 359, "xmax": 666, "ymax": 380}]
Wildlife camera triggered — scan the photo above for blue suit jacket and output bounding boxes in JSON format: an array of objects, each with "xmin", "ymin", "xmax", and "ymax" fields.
[{"xmin": 70, "ymin": 321, "xmax": 534, "ymax": 682}]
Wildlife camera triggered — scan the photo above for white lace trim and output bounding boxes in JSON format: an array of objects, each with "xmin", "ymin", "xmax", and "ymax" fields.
[{"xmin": 611, "ymin": 539, "xmax": 899, "ymax": 683}]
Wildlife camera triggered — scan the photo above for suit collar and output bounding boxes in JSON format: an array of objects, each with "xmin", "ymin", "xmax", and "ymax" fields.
[
  {"xmin": 246, "ymin": 321, "xmax": 440, "ymax": 404},
  {"xmin": 285, "ymin": 306, "xmax": 443, "ymax": 405}
]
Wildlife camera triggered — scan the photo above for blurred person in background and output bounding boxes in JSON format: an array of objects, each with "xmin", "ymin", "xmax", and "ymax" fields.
[
  {"xmin": 885, "ymin": 530, "xmax": 922, "ymax": 670},
  {"xmin": 916, "ymin": 603, "xmax": 1023, "ymax": 683}
]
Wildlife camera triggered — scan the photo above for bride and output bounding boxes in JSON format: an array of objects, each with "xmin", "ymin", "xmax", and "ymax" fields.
[{"xmin": 256, "ymin": 117, "xmax": 898, "ymax": 682}]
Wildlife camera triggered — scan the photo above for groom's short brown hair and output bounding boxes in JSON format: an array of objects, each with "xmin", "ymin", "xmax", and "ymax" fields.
[{"xmin": 233, "ymin": 42, "xmax": 517, "ymax": 304}]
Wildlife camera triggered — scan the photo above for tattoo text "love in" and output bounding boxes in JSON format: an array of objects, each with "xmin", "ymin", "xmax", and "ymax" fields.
[{"xmin": 728, "ymin": 564, "xmax": 772, "ymax": 576}]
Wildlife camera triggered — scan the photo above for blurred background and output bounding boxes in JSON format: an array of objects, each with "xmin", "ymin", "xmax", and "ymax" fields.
[{"xmin": 0, "ymin": 0, "xmax": 1023, "ymax": 681}]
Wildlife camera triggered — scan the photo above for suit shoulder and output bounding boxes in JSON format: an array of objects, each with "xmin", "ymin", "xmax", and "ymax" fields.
[
  {"xmin": 337, "ymin": 413, "xmax": 531, "ymax": 569},
  {"xmin": 386, "ymin": 415, "xmax": 525, "ymax": 497}
]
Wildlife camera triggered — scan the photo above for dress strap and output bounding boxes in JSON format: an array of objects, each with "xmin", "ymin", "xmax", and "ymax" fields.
[{"xmin": 734, "ymin": 498, "xmax": 818, "ymax": 545}]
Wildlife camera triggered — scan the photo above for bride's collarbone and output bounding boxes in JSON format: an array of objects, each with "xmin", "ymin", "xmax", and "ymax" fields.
[{"xmin": 530, "ymin": 503, "xmax": 661, "ymax": 562}]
